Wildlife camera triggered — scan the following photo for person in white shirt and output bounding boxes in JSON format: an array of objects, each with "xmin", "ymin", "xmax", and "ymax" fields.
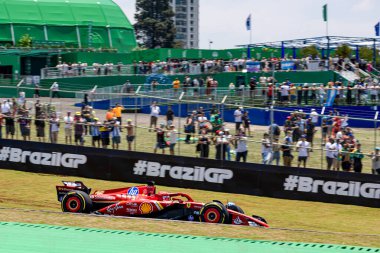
[
  {"xmin": 310, "ymin": 109, "xmax": 319, "ymax": 125},
  {"xmin": 149, "ymin": 101, "xmax": 160, "ymax": 131},
  {"xmin": 63, "ymin": 111, "xmax": 74, "ymax": 144},
  {"xmin": 296, "ymin": 135, "xmax": 310, "ymax": 168},
  {"xmin": 49, "ymin": 113, "xmax": 60, "ymax": 144},
  {"xmin": 325, "ymin": 137, "xmax": 336, "ymax": 170},
  {"xmin": 261, "ymin": 133, "xmax": 272, "ymax": 165},
  {"xmin": 235, "ymin": 131, "xmax": 248, "ymax": 162},
  {"xmin": 331, "ymin": 141, "xmax": 342, "ymax": 171},
  {"xmin": 168, "ymin": 125, "xmax": 177, "ymax": 155},
  {"xmin": 234, "ymin": 107, "xmax": 243, "ymax": 132},
  {"xmin": 1, "ymin": 100, "xmax": 10, "ymax": 114},
  {"xmin": 280, "ymin": 83, "xmax": 290, "ymax": 104},
  {"xmin": 51, "ymin": 82, "xmax": 60, "ymax": 98}
]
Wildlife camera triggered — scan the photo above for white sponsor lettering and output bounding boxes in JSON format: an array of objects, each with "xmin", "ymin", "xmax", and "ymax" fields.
[
  {"xmin": 133, "ymin": 160, "xmax": 233, "ymax": 184},
  {"xmin": 0, "ymin": 147, "xmax": 86, "ymax": 169},
  {"xmin": 284, "ymin": 175, "xmax": 380, "ymax": 199}
]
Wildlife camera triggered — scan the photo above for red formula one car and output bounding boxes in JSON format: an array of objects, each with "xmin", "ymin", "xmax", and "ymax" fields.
[{"xmin": 56, "ymin": 181, "xmax": 268, "ymax": 227}]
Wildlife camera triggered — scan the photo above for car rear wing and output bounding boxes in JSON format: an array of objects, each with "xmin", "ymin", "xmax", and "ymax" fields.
[{"xmin": 56, "ymin": 181, "xmax": 91, "ymax": 202}]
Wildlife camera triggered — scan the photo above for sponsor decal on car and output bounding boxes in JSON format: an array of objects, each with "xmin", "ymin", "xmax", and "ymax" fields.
[
  {"xmin": 106, "ymin": 203, "xmax": 123, "ymax": 214},
  {"xmin": 0, "ymin": 147, "xmax": 87, "ymax": 169},
  {"xmin": 133, "ymin": 160, "xmax": 233, "ymax": 184},
  {"xmin": 126, "ymin": 208, "xmax": 138, "ymax": 214},
  {"xmin": 284, "ymin": 175, "xmax": 380, "ymax": 199},
  {"xmin": 233, "ymin": 216, "xmax": 243, "ymax": 225},
  {"xmin": 127, "ymin": 187, "xmax": 139, "ymax": 196},
  {"xmin": 91, "ymin": 195, "xmax": 116, "ymax": 201},
  {"xmin": 126, "ymin": 202, "xmax": 138, "ymax": 207},
  {"xmin": 139, "ymin": 202, "xmax": 153, "ymax": 214}
]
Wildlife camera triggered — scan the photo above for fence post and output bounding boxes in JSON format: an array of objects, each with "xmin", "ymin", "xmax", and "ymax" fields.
[
  {"xmin": 90, "ymin": 85, "xmax": 97, "ymax": 107},
  {"xmin": 374, "ymin": 111, "xmax": 379, "ymax": 151},
  {"xmin": 16, "ymin": 79, "xmax": 24, "ymax": 98},
  {"xmin": 320, "ymin": 106, "xmax": 326, "ymax": 170},
  {"xmin": 178, "ymin": 92, "xmax": 185, "ymax": 155},
  {"xmin": 134, "ymin": 86, "xmax": 142, "ymax": 151}
]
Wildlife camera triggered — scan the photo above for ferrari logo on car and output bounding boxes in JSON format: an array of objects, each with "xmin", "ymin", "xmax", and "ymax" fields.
[{"xmin": 139, "ymin": 202, "xmax": 153, "ymax": 214}]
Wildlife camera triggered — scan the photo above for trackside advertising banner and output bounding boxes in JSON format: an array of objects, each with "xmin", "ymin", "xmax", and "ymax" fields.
[{"xmin": 0, "ymin": 140, "xmax": 379, "ymax": 208}]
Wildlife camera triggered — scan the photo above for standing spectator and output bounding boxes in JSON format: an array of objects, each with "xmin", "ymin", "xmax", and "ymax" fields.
[
  {"xmin": 280, "ymin": 82, "xmax": 290, "ymax": 104},
  {"xmin": 270, "ymin": 137, "xmax": 281, "ymax": 166},
  {"xmin": 341, "ymin": 143, "xmax": 352, "ymax": 172},
  {"xmin": 325, "ymin": 137, "xmax": 336, "ymax": 170},
  {"xmin": 168, "ymin": 125, "xmax": 177, "ymax": 155},
  {"xmin": 154, "ymin": 123, "xmax": 167, "ymax": 154},
  {"xmin": 351, "ymin": 143, "xmax": 364, "ymax": 173},
  {"xmin": 332, "ymin": 140, "xmax": 342, "ymax": 171},
  {"xmin": 91, "ymin": 118, "xmax": 101, "ymax": 148},
  {"xmin": 166, "ymin": 105, "xmax": 175, "ymax": 127},
  {"xmin": 82, "ymin": 106, "xmax": 92, "ymax": 135},
  {"xmin": 184, "ymin": 112, "xmax": 195, "ymax": 143},
  {"xmin": 5, "ymin": 113, "xmax": 15, "ymax": 139},
  {"xmin": 215, "ymin": 131, "xmax": 228, "ymax": 160},
  {"xmin": 35, "ymin": 112, "xmax": 46, "ymax": 142},
  {"xmin": 261, "ymin": 133, "xmax": 271, "ymax": 165},
  {"xmin": 305, "ymin": 119, "xmax": 316, "ymax": 146},
  {"xmin": 73, "ymin": 112, "xmax": 84, "ymax": 146},
  {"xmin": 233, "ymin": 107, "xmax": 243, "ymax": 132},
  {"xmin": 370, "ymin": 147, "xmax": 380, "ymax": 175},
  {"xmin": 106, "ymin": 107, "xmax": 114, "ymax": 121},
  {"xmin": 112, "ymin": 103, "xmax": 124, "ymax": 129},
  {"xmin": 303, "ymin": 84, "xmax": 309, "ymax": 105},
  {"xmin": 267, "ymin": 83, "xmax": 274, "ymax": 105},
  {"xmin": 18, "ymin": 111, "xmax": 31, "ymax": 141},
  {"xmin": 1, "ymin": 100, "xmax": 11, "ymax": 114},
  {"xmin": 34, "ymin": 83, "xmax": 40, "ymax": 98},
  {"xmin": 235, "ymin": 130, "xmax": 248, "ymax": 162},
  {"xmin": 34, "ymin": 99, "xmax": 42, "ymax": 117},
  {"xmin": 321, "ymin": 117, "xmax": 328, "ymax": 143},
  {"xmin": 346, "ymin": 83, "xmax": 353, "ymax": 105},
  {"xmin": 149, "ymin": 101, "xmax": 160, "ymax": 131},
  {"xmin": 172, "ymin": 78, "xmax": 180, "ymax": 95},
  {"xmin": 281, "ymin": 138, "xmax": 293, "ymax": 167},
  {"xmin": 111, "ymin": 121, "xmax": 121, "ymax": 150},
  {"xmin": 228, "ymin": 82, "xmax": 235, "ymax": 96},
  {"xmin": 197, "ymin": 129, "xmax": 211, "ymax": 158},
  {"xmin": 51, "ymin": 82, "xmax": 60, "ymax": 98},
  {"xmin": 126, "ymin": 119, "xmax": 135, "ymax": 151},
  {"xmin": 310, "ymin": 109, "xmax": 319, "ymax": 125},
  {"xmin": 100, "ymin": 121, "xmax": 111, "ymax": 149},
  {"xmin": 296, "ymin": 135, "xmax": 310, "ymax": 168},
  {"xmin": 197, "ymin": 112, "xmax": 208, "ymax": 133},
  {"xmin": 63, "ymin": 112, "xmax": 73, "ymax": 145},
  {"xmin": 249, "ymin": 77, "xmax": 257, "ymax": 99},
  {"xmin": 297, "ymin": 85, "xmax": 303, "ymax": 105},
  {"xmin": 49, "ymin": 113, "xmax": 59, "ymax": 144},
  {"xmin": 242, "ymin": 111, "xmax": 251, "ymax": 137}
]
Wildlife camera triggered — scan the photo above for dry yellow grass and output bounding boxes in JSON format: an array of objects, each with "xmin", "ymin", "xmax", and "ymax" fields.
[{"xmin": 0, "ymin": 169, "xmax": 379, "ymax": 247}]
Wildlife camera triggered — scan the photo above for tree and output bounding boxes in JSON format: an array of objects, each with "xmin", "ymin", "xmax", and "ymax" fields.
[
  {"xmin": 334, "ymin": 44, "xmax": 352, "ymax": 58},
  {"xmin": 300, "ymin": 45, "xmax": 319, "ymax": 58},
  {"xmin": 134, "ymin": 0, "xmax": 176, "ymax": 49},
  {"xmin": 18, "ymin": 34, "xmax": 32, "ymax": 47}
]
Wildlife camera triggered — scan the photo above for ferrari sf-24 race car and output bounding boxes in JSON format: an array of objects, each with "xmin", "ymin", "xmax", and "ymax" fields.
[{"xmin": 56, "ymin": 181, "xmax": 268, "ymax": 227}]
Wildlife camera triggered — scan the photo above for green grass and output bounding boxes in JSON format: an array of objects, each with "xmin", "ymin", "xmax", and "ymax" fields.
[{"xmin": 0, "ymin": 169, "xmax": 379, "ymax": 247}]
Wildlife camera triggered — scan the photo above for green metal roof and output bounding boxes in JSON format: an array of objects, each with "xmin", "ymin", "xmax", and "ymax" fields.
[
  {"xmin": 0, "ymin": 0, "xmax": 133, "ymax": 29},
  {"xmin": 0, "ymin": 222, "xmax": 379, "ymax": 253}
]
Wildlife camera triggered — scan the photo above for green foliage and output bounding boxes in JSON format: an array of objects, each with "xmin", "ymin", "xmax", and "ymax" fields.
[
  {"xmin": 334, "ymin": 44, "xmax": 352, "ymax": 58},
  {"xmin": 134, "ymin": 0, "xmax": 176, "ymax": 49},
  {"xmin": 18, "ymin": 34, "xmax": 33, "ymax": 48},
  {"xmin": 300, "ymin": 45, "xmax": 319, "ymax": 58},
  {"xmin": 359, "ymin": 47, "xmax": 377, "ymax": 62}
]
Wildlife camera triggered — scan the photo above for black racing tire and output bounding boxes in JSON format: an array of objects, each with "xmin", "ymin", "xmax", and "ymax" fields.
[
  {"xmin": 199, "ymin": 202, "xmax": 229, "ymax": 224},
  {"xmin": 226, "ymin": 203, "xmax": 244, "ymax": 214},
  {"xmin": 61, "ymin": 190, "xmax": 93, "ymax": 213}
]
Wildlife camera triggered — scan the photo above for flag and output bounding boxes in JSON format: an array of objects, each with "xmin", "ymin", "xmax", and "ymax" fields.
[
  {"xmin": 246, "ymin": 14, "xmax": 251, "ymax": 31},
  {"xmin": 375, "ymin": 22, "xmax": 380, "ymax": 36},
  {"xmin": 322, "ymin": 4, "xmax": 327, "ymax": 22}
]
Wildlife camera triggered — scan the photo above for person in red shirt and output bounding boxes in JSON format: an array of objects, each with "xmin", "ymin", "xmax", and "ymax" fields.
[{"xmin": 267, "ymin": 83, "xmax": 274, "ymax": 105}]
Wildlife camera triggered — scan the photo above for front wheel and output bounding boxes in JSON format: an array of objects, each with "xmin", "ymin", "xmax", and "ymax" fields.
[
  {"xmin": 199, "ymin": 202, "xmax": 229, "ymax": 224},
  {"xmin": 61, "ymin": 190, "xmax": 93, "ymax": 213}
]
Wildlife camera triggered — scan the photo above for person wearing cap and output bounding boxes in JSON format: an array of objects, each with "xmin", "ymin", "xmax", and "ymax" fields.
[
  {"xmin": 280, "ymin": 82, "xmax": 290, "ymax": 105},
  {"xmin": 126, "ymin": 119, "xmax": 135, "ymax": 151},
  {"xmin": 296, "ymin": 134, "xmax": 310, "ymax": 168},
  {"xmin": 242, "ymin": 111, "xmax": 251, "ymax": 137},
  {"xmin": 281, "ymin": 137, "xmax": 293, "ymax": 167},
  {"xmin": 370, "ymin": 147, "xmax": 380, "ymax": 175},
  {"xmin": 73, "ymin": 112, "xmax": 85, "ymax": 146},
  {"xmin": 154, "ymin": 123, "xmax": 167, "ymax": 154},
  {"xmin": 35, "ymin": 112, "xmax": 46, "ymax": 142},
  {"xmin": 235, "ymin": 129, "xmax": 248, "ymax": 162},
  {"xmin": 111, "ymin": 121, "xmax": 121, "ymax": 150},
  {"xmin": 91, "ymin": 118, "xmax": 101, "ymax": 148},
  {"xmin": 184, "ymin": 112, "xmax": 196, "ymax": 144},
  {"xmin": 302, "ymin": 83, "xmax": 309, "ymax": 105},
  {"xmin": 166, "ymin": 105, "xmax": 175, "ymax": 128},
  {"xmin": 310, "ymin": 109, "xmax": 319, "ymax": 125},
  {"xmin": 197, "ymin": 128, "xmax": 211, "ymax": 158},
  {"xmin": 249, "ymin": 77, "xmax": 256, "ymax": 99},
  {"xmin": 100, "ymin": 121, "xmax": 111, "ymax": 149},
  {"xmin": 167, "ymin": 125, "xmax": 177, "ymax": 155},
  {"xmin": 215, "ymin": 131, "xmax": 228, "ymax": 160},
  {"xmin": 63, "ymin": 112, "xmax": 74, "ymax": 144},
  {"xmin": 233, "ymin": 106, "xmax": 243, "ymax": 132},
  {"xmin": 49, "ymin": 113, "xmax": 60, "ymax": 144},
  {"xmin": 351, "ymin": 143, "xmax": 364, "ymax": 173},
  {"xmin": 325, "ymin": 137, "xmax": 336, "ymax": 170}
]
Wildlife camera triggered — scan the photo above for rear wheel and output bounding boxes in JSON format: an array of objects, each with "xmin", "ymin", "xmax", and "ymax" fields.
[
  {"xmin": 199, "ymin": 202, "xmax": 229, "ymax": 224},
  {"xmin": 61, "ymin": 190, "xmax": 93, "ymax": 213}
]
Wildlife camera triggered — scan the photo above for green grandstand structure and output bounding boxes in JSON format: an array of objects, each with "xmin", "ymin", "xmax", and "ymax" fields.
[{"xmin": 0, "ymin": 0, "xmax": 136, "ymax": 52}]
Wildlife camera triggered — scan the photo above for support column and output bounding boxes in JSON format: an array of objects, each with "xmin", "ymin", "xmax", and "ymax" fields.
[
  {"xmin": 292, "ymin": 47, "xmax": 296, "ymax": 59},
  {"xmin": 355, "ymin": 45, "xmax": 359, "ymax": 62},
  {"xmin": 76, "ymin": 26, "xmax": 81, "ymax": 48},
  {"xmin": 44, "ymin": 25, "xmax": 48, "ymax": 41},
  {"xmin": 10, "ymin": 23, "xmax": 15, "ymax": 46},
  {"xmin": 107, "ymin": 26, "xmax": 113, "ymax": 49}
]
